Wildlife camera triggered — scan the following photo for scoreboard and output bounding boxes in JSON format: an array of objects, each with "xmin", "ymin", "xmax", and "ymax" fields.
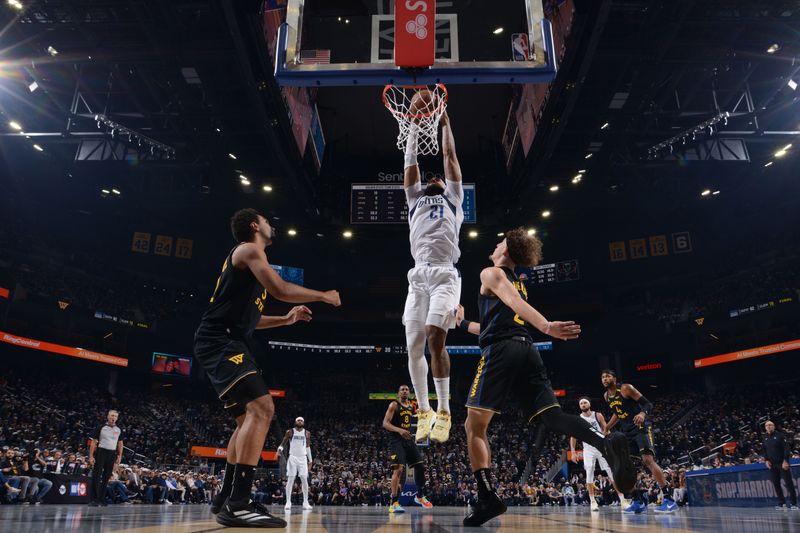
[
  {"xmin": 517, "ymin": 259, "xmax": 580, "ymax": 286},
  {"xmin": 351, "ymin": 183, "xmax": 476, "ymax": 224}
]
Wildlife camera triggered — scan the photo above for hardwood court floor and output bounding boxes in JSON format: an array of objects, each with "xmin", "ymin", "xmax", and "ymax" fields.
[{"xmin": 1, "ymin": 503, "xmax": 799, "ymax": 532}]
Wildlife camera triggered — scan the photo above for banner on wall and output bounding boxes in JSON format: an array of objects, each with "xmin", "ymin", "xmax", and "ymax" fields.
[
  {"xmin": 686, "ymin": 462, "xmax": 800, "ymax": 508},
  {"xmin": 190, "ymin": 446, "xmax": 278, "ymax": 462},
  {"xmin": 694, "ymin": 339, "xmax": 800, "ymax": 368},
  {"xmin": 0, "ymin": 330, "xmax": 128, "ymax": 367}
]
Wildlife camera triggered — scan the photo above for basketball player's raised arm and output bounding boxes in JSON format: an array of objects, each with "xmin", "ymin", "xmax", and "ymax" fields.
[
  {"xmin": 479, "ymin": 267, "xmax": 581, "ymax": 341},
  {"xmin": 238, "ymin": 244, "xmax": 340, "ymax": 306},
  {"xmin": 441, "ymin": 112, "xmax": 462, "ymax": 184},
  {"xmin": 255, "ymin": 306, "xmax": 313, "ymax": 329}
]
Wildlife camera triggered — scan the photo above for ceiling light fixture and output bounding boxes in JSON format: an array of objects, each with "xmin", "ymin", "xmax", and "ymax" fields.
[
  {"xmin": 549, "ymin": 185, "xmax": 559, "ymax": 192},
  {"xmin": 288, "ymin": 229, "xmax": 297, "ymax": 236},
  {"xmin": 701, "ymin": 189, "xmax": 711, "ymax": 196},
  {"xmin": 241, "ymin": 179, "xmax": 251, "ymax": 186},
  {"xmin": 571, "ymin": 176, "xmax": 582, "ymax": 184},
  {"xmin": 7, "ymin": 0, "xmax": 23, "ymax": 10},
  {"xmin": 767, "ymin": 43, "xmax": 780, "ymax": 54},
  {"xmin": 774, "ymin": 149, "xmax": 787, "ymax": 158},
  {"xmin": 600, "ymin": 122, "xmax": 609, "ymax": 130},
  {"xmin": 342, "ymin": 230, "xmax": 353, "ymax": 238},
  {"xmin": 764, "ymin": 161, "xmax": 773, "ymax": 167},
  {"xmin": 112, "ymin": 189, "xmax": 121, "ymax": 195},
  {"xmin": 262, "ymin": 185, "xmax": 273, "ymax": 192},
  {"xmin": 712, "ymin": 190, "xmax": 720, "ymax": 195},
  {"xmin": 584, "ymin": 154, "xmax": 593, "ymax": 159},
  {"xmin": 578, "ymin": 169, "xmax": 586, "ymax": 174},
  {"xmin": 496, "ymin": 232, "xmax": 504, "ymax": 237},
  {"xmin": 228, "ymin": 153, "xmax": 237, "ymax": 160},
  {"xmin": 46, "ymin": 46, "xmax": 58, "ymax": 57},
  {"xmin": 527, "ymin": 228, "xmax": 536, "ymax": 236},
  {"xmin": 8, "ymin": 121, "xmax": 22, "ymax": 131},
  {"xmin": 468, "ymin": 230, "xmax": 478, "ymax": 238},
  {"xmin": 541, "ymin": 210, "xmax": 551, "ymax": 218},
  {"xmin": 32, "ymin": 144, "xmax": 43, "ymax": 151},
  {"xmin": 493, "ymin": 27, "xmax": 504, "ymax": 35}
]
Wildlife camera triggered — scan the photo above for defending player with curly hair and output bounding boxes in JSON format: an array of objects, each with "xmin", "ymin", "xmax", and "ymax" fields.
[{"xmin": 503, "ymin": 227, "xmax": 543, "ymax": 268}]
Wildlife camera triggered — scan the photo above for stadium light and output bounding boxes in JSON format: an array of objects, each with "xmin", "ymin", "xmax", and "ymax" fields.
[
  {"xmin": 342, "ymin": 230, "xmax": 353, "ymax": 238},
  {"xmin": 578, "ymin": 169, "xmax": 586, "ymax": 174},
  {"xmin": 527, "ymin": 228, "xmax": 536, "ymax": 236},
  {"xmin": 288, "ymin": 229, "xmax": 297, "ymax": 236},
  {"xmin": 541, "ymin": 210, "xmax": 551, "ymax": 218},
  {"xmin": 101, "ymin": 189, "xmax": 110, "ymax": 194},
  {"xmin": 46, "ymin": 46, "xmax": 58, "ymax": 57},
  {"xmin": 493, "ymin": 27, "xmax": 504, "ymax": 35},
  {"xmin": 32, "ymin": 144, "xmax": 43, "ymax": 151},
  {"xmin": 764, "ymin": 161, "xmax": 773, "ymax": 167},
  {"xmin": 774, "ymin": 149, "xmax": 787, "ymax": 158},
  {"xmin": 571, "ymin": 176, "xmax": 582, "ymax": 184},
  {"xmin": 468, "ymin": 230, "xmax": 478, "ymax": 238},
  {"xmin": 8, "ymin": 121, "xmax": 22, "ymax": 131},
  {"xmin": 767, "ymin": 43, "xmax": 780, "ymax": 54},
  {"xmin": 228, "ymin": 153, "xmax": 237, "ymax": 160},
  {"xmin": 262, "ymin": 185, "xmax": 273, "ymax": 192},
  {"xmin": 7, "ymin": 0, "xmax": 23, "ymax": 10},
  {"xmin": 240, "ymin": 179, "xmax": 251, "ymax": 186},
  {"xmin": 584, "ymin": 154, "xmax": 593, "ymax": 159},
  {"xmin": 496, "ymin": 232, "xmax": 504, "ymax": 237},
  {"xmin": 600, "ymin": 122, "xmax": 610, "ymax": 130},
  {"xmin": 112, "ymin": 189, "xmax": 121, "ymax": 195},
  {"xmin": 712, "ymin": 190, "xmax": 720, "ymax": 195},
  {"xmin": 549, "ymin": 185, "xmax": 559, "ymax": 192},
  {"xmin": 701, "ymin": 189, "xmax": 711, "ymax": 196}
]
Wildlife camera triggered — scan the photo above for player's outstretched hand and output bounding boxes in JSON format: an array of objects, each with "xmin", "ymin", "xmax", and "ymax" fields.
[
  {"xmin": 545, "ymin": 321, "xmax": 581, "ymax": 341},
  {"xmin": 286, "ymin": 306, "xmax": 312, "ymax": 325},
  {"xmin": 456, "ymin": 304, "xmax": 465, "ymax": 323},
  {"xmin": 322, "ymin": 290, "xmax": 341, "ymax": 307}
]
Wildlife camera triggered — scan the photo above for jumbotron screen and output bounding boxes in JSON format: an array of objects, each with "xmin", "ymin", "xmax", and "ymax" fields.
[{"xmin": 151, "ymin": 352, "xmax": 192, "ymax": 378}]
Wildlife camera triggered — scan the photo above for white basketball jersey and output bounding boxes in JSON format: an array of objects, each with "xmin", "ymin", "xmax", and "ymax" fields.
[
  {"xmin": 581, "ymin": 411, "xmax": 604, "ymax": 453},
  {"xmin": 289, "ymin": 428, "xmax": 307, "ymax": 458},
  {"xmin": 405, "ymin": 180, "xmax": 464, "ymax": 264}
]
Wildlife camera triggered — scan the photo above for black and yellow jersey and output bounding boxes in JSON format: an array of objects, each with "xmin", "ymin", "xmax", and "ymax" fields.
[
  {"xmin": 478, "ymin": 267, "xmax": 531, "ymax": 349},
  {"xmin": 389, "ymin": 400, "xmax": 416, "ymax": 440},
  {"xmin": 197, "ymin": 245, "xmax": 266, "ymax": 339},
  {"xmin": 605, "ymin": 386, "xmax": 651, "ymax": 432}
]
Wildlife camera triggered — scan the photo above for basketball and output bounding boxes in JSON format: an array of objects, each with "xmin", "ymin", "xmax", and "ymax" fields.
[{"xmin": 409, "ymin": 89, "xmax": 437, "ymax": 116}]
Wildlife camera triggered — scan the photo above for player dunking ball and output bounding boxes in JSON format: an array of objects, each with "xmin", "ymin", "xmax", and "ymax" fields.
[
  {"xmin": 278, "ymin": 417, "xmax": 313, "ymax": 511},
  {"xmin": 195, "ymin": 208, "xmax": 340, "ymax": 528},
  {"xmin": 403, "ymin": 107, "xmax": 463, "ymax": 444},
  {"xmin": 455, "ymin": 229, "xmax": 635, "ymax": 526},
  {"xmin": 382, "ymin": 385, "xmax": 434, "ymax": 513},
  {"xmin": 601, "ymin": 370, "xmax": 678, "ymax": 514},
  {"xmin": 569, "ymin": 398, "xmax": 627, "ymax": 511}
]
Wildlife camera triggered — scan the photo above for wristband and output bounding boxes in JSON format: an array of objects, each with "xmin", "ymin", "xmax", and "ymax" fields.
[{"xmin": 457, "ymin": 320, "xmax": 471, "ymax": 332}]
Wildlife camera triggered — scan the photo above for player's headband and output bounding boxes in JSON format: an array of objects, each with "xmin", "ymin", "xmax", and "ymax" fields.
[
  {"xmin": 295, "ymin": 417, "xmax": 304, "ymax": 423},
  {"xmin": 601, "ymin": 369, "xmax": 617, "ymax": 378}
]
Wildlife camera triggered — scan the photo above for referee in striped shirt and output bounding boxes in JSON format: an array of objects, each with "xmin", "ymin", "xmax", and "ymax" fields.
[{"xmin": 88, "ymin": 410, "xmax": 125, "ymax": 506}]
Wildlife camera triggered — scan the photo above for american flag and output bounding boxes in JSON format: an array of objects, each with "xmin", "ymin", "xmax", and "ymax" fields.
[{"xmin": 300, "ymin": 49, "xmax": 331, "ymax": 65}]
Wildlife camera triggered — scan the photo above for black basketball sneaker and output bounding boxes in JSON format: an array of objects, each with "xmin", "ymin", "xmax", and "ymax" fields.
[
  {"xmin": 215, "ymin": 500, "xmax": 287, "ymax": 528},
  {"xmin": 463, "ymin": 491, "xmax": 507, "ymax": 527}
]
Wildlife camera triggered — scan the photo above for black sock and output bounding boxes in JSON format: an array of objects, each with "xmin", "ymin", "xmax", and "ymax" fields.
[
  {"xmin": 392, "ymin": 494, "xmax": 399, "ymax": 504},
  {"xmin": 414, "ymin": 464, "xmax": 426, "ymax": 498},
  {"xmin": 661, "ymin": 483, "xmax": 672, "ymax": 499},
  {"xmin": 229, "ymin": 464, "xmax": 255, "ymax": 506},
  {"xmin": 539, "ymin": 408, "xmax": 606, "ymax": 450},
  {"xmin": 218, "ymin": 463, "xmax": 236, "ymax": 501},
  {"xmin": 474, "ymin": 468, "xmax": 494, "ymax": 500}
]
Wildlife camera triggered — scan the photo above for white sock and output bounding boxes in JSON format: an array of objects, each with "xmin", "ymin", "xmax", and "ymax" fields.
[
  {"xmin": 301, "ymin": 476, "xmax": 309, "ymax": 503},
  {"xmin": 285, "ymin": 475, "xmax": 295, "ymax": 504},
  {"xmin": 434, "ymin": 377, "xmax": 450, "ymax": 414},
  {"xmin": 406, "ymin": 328, "xmax": 430, "ymax": 412}
]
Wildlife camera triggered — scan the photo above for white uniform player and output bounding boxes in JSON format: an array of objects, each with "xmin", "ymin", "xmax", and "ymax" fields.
[
  {"xmin": 570, "ymin": 398, "xmax": 626, "ymax": 510},
  {"xmin": 278, "ymin": 417, "xmax": 313, "ymax": 511},
  {"xmin": 402, "ymin": 110, "xmax": 463, "ymax": 444}
]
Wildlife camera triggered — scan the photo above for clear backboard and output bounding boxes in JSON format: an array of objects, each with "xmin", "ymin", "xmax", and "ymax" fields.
[{"xmin": 274, "ymin": 0, "xmax": 558, "ymax": 87}]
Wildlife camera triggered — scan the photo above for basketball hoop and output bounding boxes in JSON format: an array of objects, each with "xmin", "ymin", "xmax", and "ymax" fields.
[{"xmin": 382, "ymin": 83, "xmax": 448, "ymax": 156}]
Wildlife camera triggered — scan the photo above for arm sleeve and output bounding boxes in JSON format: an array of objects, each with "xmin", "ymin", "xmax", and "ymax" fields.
[
  {"xmin": 446, "ymin": 179, "xmax": 464, "ymax": 203},
  {"xmin": 405, "ymin": 182, "xmax": 423, "ymax": 205}
]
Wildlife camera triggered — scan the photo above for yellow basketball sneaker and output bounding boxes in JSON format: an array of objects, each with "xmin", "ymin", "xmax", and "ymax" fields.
[
  {"xmin": 389, "ymin": 501, "xmax": 406, "ymax": 513},
  {"xmin": 415, "ymin": 409, "xmax": 434, "ymax": 443},
  {"xmin": 430, "ymin": 411, "xmax": 451, "ymax": 443}
]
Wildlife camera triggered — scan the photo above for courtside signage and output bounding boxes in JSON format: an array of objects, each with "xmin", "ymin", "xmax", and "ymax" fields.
[
  {"xmin": 0, "ymin": 330, "xmax": 128, "ymax": 367},
  {"xmin": 190, "ymin": 446, "xmax": 278, "ymax": 462},
  {"xmin": 694, "ymin": 339, "xmax": 800, "ymax": 369},
  {"xmin": 0, "ymin": 287, "xmax": 9, "ymax": 299}
]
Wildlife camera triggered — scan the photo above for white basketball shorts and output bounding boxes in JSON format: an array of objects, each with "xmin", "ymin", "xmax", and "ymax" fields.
[
  {"xmin": 286, "ymin": 455, "xmax": 308, "ymax": 478},
  {"xmin": 583, "ymin": 444, "xmax": 613, "ymax": 485},
  {"xmin": 402, "ymin": 265, "xmax": 461, "ymax": 331}
]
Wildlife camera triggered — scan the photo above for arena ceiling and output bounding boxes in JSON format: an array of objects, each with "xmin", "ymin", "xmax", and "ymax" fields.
[{"xmin": 1, "ymin": 0, "xmax": 799, "ymax": 238}]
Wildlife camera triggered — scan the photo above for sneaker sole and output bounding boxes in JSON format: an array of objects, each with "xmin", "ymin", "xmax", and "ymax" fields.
[
  {"xmin": 605, "ymin": 432, "xmax": 636, "ymax": 494},
  {"xmin": 216, "ymin": 513, "xmax": 287, "ymax": 528}
]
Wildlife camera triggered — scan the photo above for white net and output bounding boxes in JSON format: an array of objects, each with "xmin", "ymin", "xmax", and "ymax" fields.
[{"xmin": 382, "ymin": 84, "xmax": 448, "ymax": 156}]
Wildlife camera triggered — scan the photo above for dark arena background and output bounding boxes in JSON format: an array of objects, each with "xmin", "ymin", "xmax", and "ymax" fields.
[{"xmin": 1, "ymin": 0, "xmax": 799, "ymax": 532}]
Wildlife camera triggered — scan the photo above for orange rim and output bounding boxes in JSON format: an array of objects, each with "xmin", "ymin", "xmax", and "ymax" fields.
[{"xmin": 382, "ymin": 83, "xmax": 448, "ymax": 120}]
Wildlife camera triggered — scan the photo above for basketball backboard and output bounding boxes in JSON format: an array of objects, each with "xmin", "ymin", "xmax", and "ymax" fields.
[{"xmin": 274, "ymin": 0, "xmax": 558, "ymax": 87}]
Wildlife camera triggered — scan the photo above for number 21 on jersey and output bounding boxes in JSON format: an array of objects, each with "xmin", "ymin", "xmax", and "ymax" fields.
[{"xmin": 429, "ymin": 205, "xmax": 444, "ymax": 219}]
